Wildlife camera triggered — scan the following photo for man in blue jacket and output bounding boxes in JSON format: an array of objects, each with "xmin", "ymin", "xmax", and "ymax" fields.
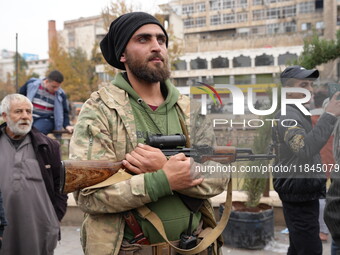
[
  {"xmin": 272, "ymin": 65, "xmax": 340, "ymax": 255},
  {"xmin": 19, "ymin": 70, "xmax": 73, "ymax": 135}
]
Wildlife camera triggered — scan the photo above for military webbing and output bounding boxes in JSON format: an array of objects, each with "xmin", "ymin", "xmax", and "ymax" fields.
[
  {"xmin": 137, "ymin": 179, "xmax": 232, "ymax": 255},
  {"xmin": 82, "ymin": 170, "xmax": 232, "ymax": 255}
]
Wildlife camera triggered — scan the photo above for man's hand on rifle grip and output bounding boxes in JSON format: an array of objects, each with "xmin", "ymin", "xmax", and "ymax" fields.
[
  {"xmin": 123, "ymin": 143, "xmax": 167, "ymax": 174},
  {"xmin": 163, "ymin": 153, "xmax": 204, "ymax": 191}
]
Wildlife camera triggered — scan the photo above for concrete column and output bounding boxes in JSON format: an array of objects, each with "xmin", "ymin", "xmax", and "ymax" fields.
[
  {"xmin": 230, "ymin": 75, "xmax": 235, "ymax": 85},
  {"xmin": 251, "ymin": 57, "xmax": 255, "ymax": 68}
]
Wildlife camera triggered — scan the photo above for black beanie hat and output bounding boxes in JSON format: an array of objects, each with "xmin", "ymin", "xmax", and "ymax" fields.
[{"xmin": 100, "ymin": 12, "xmax": 169, "ymax": 70}]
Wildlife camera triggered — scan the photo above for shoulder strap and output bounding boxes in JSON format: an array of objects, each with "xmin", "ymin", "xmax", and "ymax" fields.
[{"xmin": 137, "ymin": 179, "xmax": 232, "ymax": 254}]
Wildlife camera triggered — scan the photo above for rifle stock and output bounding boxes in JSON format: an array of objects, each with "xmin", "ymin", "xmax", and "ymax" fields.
[{"xmin": 60, "ymin": 160, "xmax": 123, "ymax": 194}]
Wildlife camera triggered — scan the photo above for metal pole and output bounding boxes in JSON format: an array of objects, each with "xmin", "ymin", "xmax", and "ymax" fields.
[{"xmin": 15, "ymin": 33, "xmax": 18, "ymax": 92}]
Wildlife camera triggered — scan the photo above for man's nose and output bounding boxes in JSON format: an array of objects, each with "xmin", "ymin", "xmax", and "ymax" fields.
[
  {"xmin": 21, "ymin": 111, "xmax": 31, "ymax": 119},
  {"xmin": 150, "ymin": 38, "xmax": 162, "ymax": 51}
]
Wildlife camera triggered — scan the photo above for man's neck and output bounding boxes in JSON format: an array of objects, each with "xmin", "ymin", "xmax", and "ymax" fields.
[{"xmin": 126, "ymin": 72, "xmax": 165, "ymax": 106}]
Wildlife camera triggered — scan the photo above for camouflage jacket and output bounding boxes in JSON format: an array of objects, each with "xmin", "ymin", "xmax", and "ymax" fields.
[{"xmin": 69, "ymin": 78, "xmax": 229, "ymax": 255}]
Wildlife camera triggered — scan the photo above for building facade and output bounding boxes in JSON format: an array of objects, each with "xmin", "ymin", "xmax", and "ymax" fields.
[
  {"xmin": 160, "ymin": 0, "xmax": 340, "ymax": 88},
  {"xmin": 54, "ymin": 0, "xmax": 340, "ymax": 95},
  {"xmin": 0, "ymin": 49, "xmax": 48, "ymax": 84}
]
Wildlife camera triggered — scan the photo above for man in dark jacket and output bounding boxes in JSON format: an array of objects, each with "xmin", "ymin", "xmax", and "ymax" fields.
[
  {"xmin": 0, "ymin": 94, "xmax": 68, "ymax": 255},
  {"xmin": 272, "ymin": 65, "xmax": 340, "ymax": 255}
]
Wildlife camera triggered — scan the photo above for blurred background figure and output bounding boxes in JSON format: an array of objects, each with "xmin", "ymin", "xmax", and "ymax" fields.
[
  {"xmin": 19, "ymin": 70, "xmax": 73, "ymax": 135},
  {"xmin": 311, "ymin": 86, "xmax": 334, "ymax": 242}
]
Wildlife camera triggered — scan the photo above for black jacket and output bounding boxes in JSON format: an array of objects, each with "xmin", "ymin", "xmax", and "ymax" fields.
[
  {"xmin": 0, "ymin": 123, "xmax": 68, "ymax": 221},
  {"xmin": 272, "ymin": 105, "xmax": 337, "ymax": 202},
  {"xmin": 0, "ymin": 190, "xmax": 7, "ymax": 238}
]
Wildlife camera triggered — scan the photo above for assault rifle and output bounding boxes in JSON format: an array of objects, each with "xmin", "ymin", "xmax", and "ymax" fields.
[{"xmin": 60, "ymin": 134, "xmax": 275, "ymax": 194}]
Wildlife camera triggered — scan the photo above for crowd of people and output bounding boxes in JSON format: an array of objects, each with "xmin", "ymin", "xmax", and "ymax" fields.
[{"xmin": 0, "ymin": 11, "xmax": 339, "ymax": 255}]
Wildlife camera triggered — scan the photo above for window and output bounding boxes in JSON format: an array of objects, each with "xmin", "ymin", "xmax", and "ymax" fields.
[
  {"xmin": 237, "ymin": 27, "xmax": 250, "ymax": 36},
  {"xmin": 255, "ymin": 54, "xmax": 274, "ymax": 66},
  {"xmin": 267, "ymin": 23, "xmax": 280, "ymax": 34},
  {"xmin": 253, "ymin": 9, "xmax": 266, "ymax": 21},
  {"xmin": 234, "ymin": 74, "xmax": 251, "ymax": 84},
  {"xmin": 278, "ymin": 53, "xmax": 298, "ymax": 65},
  {"xmin": 68, "ymin": 31, "xmax": 75, "ymax": 44},
  {"xmin": 316, "ymin": 21, "xmax": 324, "ymax": 29},
  {"xmin": 237, "ymin": 12, "xmax": 248, "ymax": 22},
  {"xmin": 173, "ymin": 60, "xmax": 187, "ymax": 70},
  {"xmin": 222, "ymin": 0, "xmax": 235, "ymax": 9},
  {"xmin": 298, "ymin": 1, "xmax": 315, "ymax": 14},
  {"xmin": 282, "ymin": 5, "xmax": 296, "ymax": 17},
  {"xmin": 212, "ymin": 56, "xmax": 229, "ymax": 68},
  {"xmin": 210, "ymin": 15, "xmax": 221, "ymax": 25},
  {"xmin": 256, "ymin": 74, "xmax": 274, "ymax": 84},
  {"xmin": 190, "ymin": 58, "xmax": 208, "ymax": 69},
  {"xmin": 267, "ymin": 8, "xmax": 280, "ymax": 19},
  {"xmin": 213, "ymin": 76, "xmax": 230, "ymax": 84},
  {"xmin": 196, "ymin": 2, "xmax": 206, "ymax": 12},
  {"xmin": 223, "ymin": 13, "xmax": 236, "ymax": 24},
  {"xmin": 283, "ymin": 22, "xmax": 296, "ymax": 32},
  {"xmin": 183, "ymin": 4, "xmax": 194, "ymax": 14},
  {"xmin": 253, "ymin": 0, "xmax": 262, "ymax": 5},
  {"xmin": 196, "ymin": 17, "xmax": 206, "ymax": 27},
  {"xmin": 210, "ymin": 0, "xmax": 221, "ymax": 10},
  {"xmin": 236, "ymin": 0, "xmax": 248, "ymax": 8},
  {"xmin": 184, "ymin": 18, "xmax": 195, "ymax": 28},
  {"xmin": 233, "ymin": 55, "xmax": 251, "ymax": 67},
  {"xmin": 301, "ymin": 22, "xmax": 311, "ymax": 31}
]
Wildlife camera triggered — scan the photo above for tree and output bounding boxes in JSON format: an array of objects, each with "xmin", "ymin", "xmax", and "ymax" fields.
[
  {"xmin": 12, "ymin": 53, "xmax": 30, "ymax": 90},
  {"xmin": 49, "ymin": 37, "xmax": 101, "ymax": 101},
  {"xmin": 297, "ymin": 30, "xmax": 340, "ymax": 69},
  {"xmin": 0, "ymin": 74, "xmax": 16, "ymax": 101}
]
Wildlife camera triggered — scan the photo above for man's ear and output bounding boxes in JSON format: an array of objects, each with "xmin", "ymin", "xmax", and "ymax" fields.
[
  {"xmin": 2, "ymin": 112, "xmax": 7, "ymax": 122},
  {"xmin": 120, "ymin": 53, "xmax": 126, "ymax": 63}
]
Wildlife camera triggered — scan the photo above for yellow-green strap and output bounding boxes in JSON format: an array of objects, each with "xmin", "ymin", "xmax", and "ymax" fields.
[{"xmin": 137, "ymin": 179, "xmax": 232, "ymax": 255}]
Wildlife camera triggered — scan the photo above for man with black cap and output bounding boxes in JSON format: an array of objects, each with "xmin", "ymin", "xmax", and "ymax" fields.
[
  {"xmin": 69, "ymin": 12, "xmax": 228, "ymax": 255},
  {"xmin": 272, "ymin": 65, "xmax": 340, "ymax": 254}
]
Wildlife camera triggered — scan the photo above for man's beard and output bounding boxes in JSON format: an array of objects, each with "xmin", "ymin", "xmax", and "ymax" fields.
[
  {"xmin": 125, "ymin": 52, "xmax": 170, "ymax": 83},
  {"xmin": 7, "ymin": 118, "xmax": 32, "ymax": 137}
]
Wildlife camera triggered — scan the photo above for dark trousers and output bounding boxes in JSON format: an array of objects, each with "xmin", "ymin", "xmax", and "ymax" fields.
[{"xmin": 282, "ymin": 200, "xmax": 322, "ymax": 255}]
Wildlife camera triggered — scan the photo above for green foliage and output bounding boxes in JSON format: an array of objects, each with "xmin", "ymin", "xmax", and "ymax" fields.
[
  {"xmin": 297, "ymin": 30, "xmax": 340, "ymax": 69},
  {"xmin": 243, "ymin": 86, "xmax": 281, "ymax": 207}
]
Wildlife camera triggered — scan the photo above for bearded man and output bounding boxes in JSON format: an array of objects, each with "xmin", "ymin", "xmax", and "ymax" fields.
[
  {"xmin": 69, "ymin": 12, "xmax": 229, "ymax": 255},
  {"xmin": 0, "ymin": 94, "xmax": 67, "ymax": 255}
]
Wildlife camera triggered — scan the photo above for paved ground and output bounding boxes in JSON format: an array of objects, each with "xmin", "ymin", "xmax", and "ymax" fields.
[{"xmin": 55, "ymin": 225, "xmax": 331, "ymax": 255}]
